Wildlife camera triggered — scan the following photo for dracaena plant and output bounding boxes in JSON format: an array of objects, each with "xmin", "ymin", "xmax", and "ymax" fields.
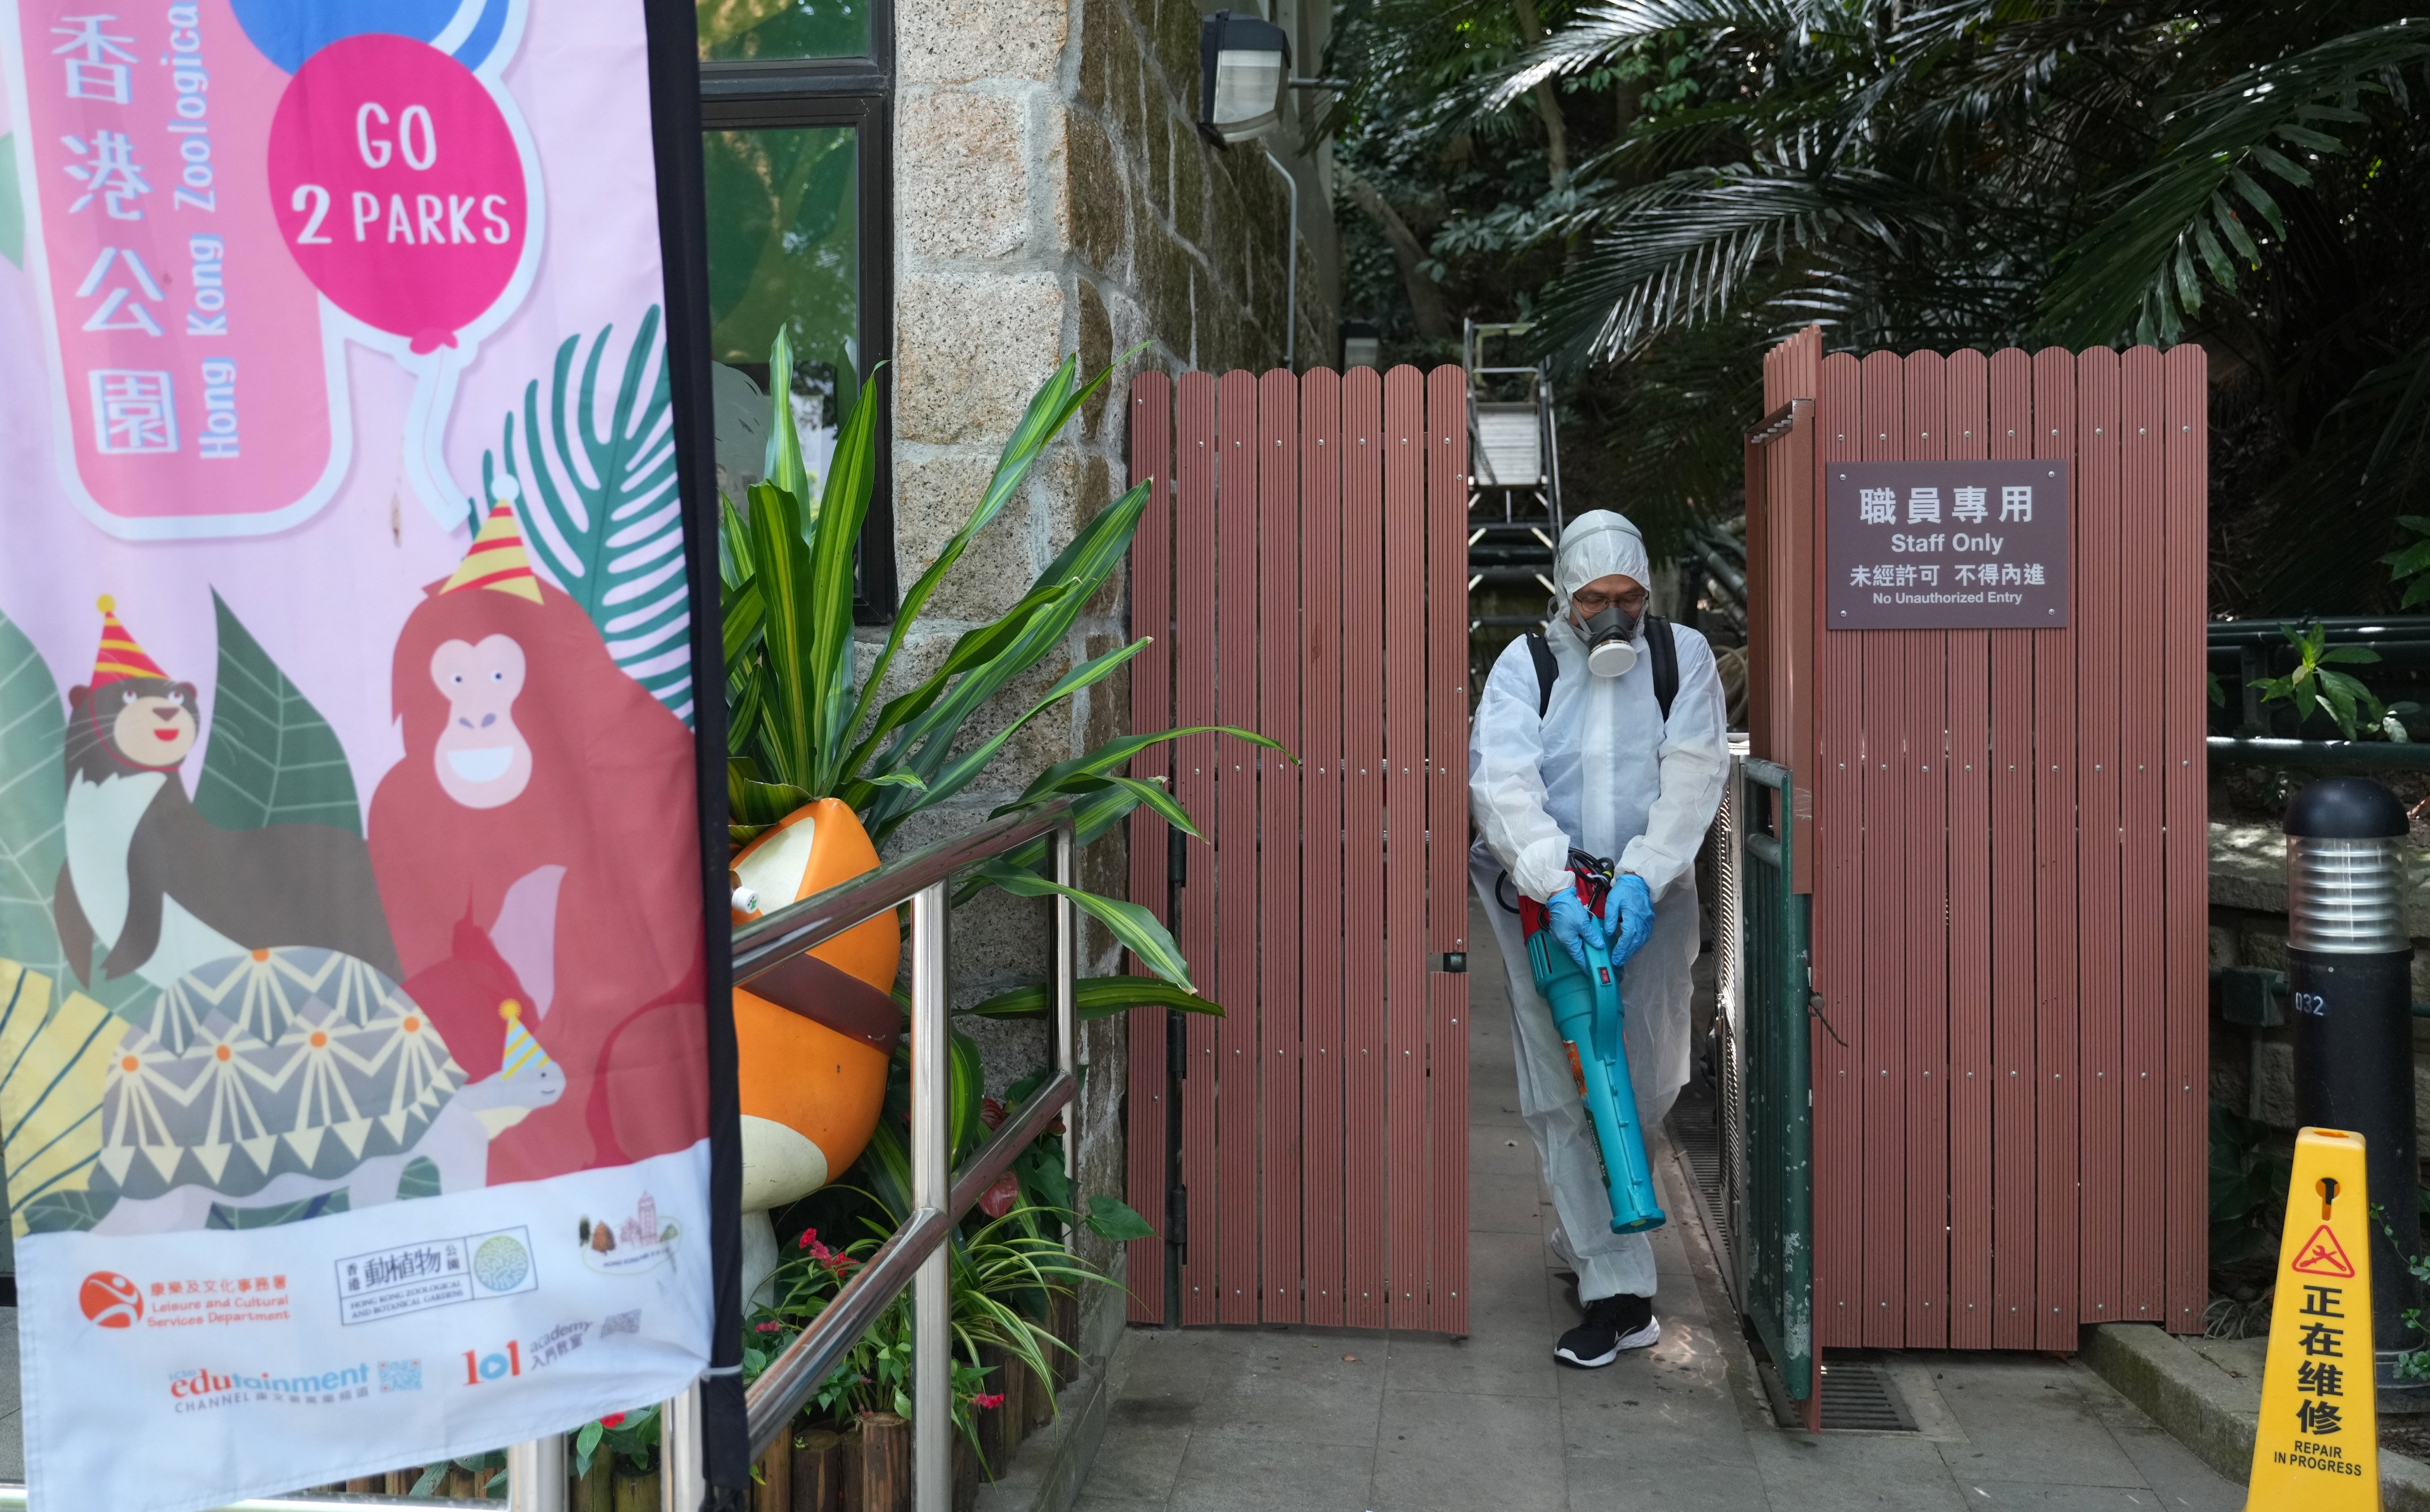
[{"xmin": 720, "ymin": 333, "xmax": 1278, "ymax": 994}]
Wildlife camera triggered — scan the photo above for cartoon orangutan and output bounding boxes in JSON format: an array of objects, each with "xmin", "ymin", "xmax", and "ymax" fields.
[{"xmin": 368, "ymin": 503, "xmax": 707, "ymax": 1183}]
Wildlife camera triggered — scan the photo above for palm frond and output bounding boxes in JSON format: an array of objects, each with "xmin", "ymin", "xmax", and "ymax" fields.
[
  {"xmin": 2039, "ymin": 19, "xmax": 2430, "ymax": 344},
  {"xmin": 1535, "ymin": 160, "xmax": 1933, "ymax": 360}
]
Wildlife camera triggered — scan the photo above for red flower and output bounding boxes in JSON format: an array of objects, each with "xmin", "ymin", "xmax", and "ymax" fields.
[
  {"xmin": 755, "ymin": 1321, "xmax": 784, "ymax": 1333},
  {"xmin": 825, "ymin": 1252, "xmax": 860, "ymax": 1278},
  {"xmin": 600, "ymin": 1413, "xmax": 627, "ymax": 1430},
  {"xmin": 796, "ymin": 1227, "xmax": 821, "ymax": 1251},
  {"xmin": 972, "ymin": 1393, "xmax": 1005, "ymax": 1411},
  {"xmin": 979, "ymin": 1170, "xmax": 1021, "ymax": 1219},
  {"xmin": 980, "ymin": 1098, "xmax": 1006, "ymax": 1130}
]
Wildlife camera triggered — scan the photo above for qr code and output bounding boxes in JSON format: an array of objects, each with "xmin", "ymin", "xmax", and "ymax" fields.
[{"xmin": 378, "ymin": 1359, "xmax": 423, "ymax": 1393}]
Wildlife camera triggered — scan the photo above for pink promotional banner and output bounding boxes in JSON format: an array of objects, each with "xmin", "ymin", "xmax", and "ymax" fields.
[{"xmin": 0, "ymin": 1, "xmax": 724, "ymax": 1507}]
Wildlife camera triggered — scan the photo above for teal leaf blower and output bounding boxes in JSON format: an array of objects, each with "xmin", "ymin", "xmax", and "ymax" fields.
[{"xmin": 1519, "ymin": 850, "xmax": 1666, "ymax": 1234}]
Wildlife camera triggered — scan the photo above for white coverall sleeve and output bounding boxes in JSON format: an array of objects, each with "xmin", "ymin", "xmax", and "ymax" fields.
[
  {"xmin": 1469, "ymin": 642, "xmax": 1574, "ymax": 903},
  {"xmin": 1616, "ymin": 628, "xmax": 1730, "ymax": 902}
]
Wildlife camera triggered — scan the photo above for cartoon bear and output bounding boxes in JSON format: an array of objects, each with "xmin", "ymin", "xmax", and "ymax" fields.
[{"xmin": 53, "ymin": 597, "xmax": 398, "ymax": 990}]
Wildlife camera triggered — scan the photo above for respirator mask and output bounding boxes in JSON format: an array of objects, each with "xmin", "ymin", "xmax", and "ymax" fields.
[{"xmin": 1578, "ymin": 604, "xmax": 1640, "ymax": 678}]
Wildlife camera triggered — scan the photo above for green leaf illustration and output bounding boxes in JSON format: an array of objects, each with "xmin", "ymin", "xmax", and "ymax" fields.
[
  {"xmin": 192, "ymin": 591, "xmax": 362, "ymax": 835},
  {"xmin": 0, "ymin": 605, "xmax": 66, "ymax": 979},
  {"xmin": 480, "ymin": 308, "xmax": 694, "ymax": 723},
  {"xmin": 19, "ymin": 1188, "xmax": 115, "ymax": 1234}
]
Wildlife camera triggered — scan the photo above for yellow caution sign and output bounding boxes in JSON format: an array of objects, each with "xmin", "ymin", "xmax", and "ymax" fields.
[{"xmin": 2248, "ymin": 1126, "xmax": 2378, "ymax": 1509}]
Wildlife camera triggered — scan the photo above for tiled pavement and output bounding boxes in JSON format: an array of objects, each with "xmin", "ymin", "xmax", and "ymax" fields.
[
  {"xmin": 1073, "ymin": 903, "xmax": 2245, "ymax": 1511},
  {"xmin": 0, "ymin": 1308, "xmax": 17, "ymax": 1482}
]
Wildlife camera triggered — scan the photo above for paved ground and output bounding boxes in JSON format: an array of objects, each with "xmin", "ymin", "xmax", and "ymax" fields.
[
  {"xmin": 0, "ymin": 1307, "xmax": 21, "ymax": 1481},
  {"xmin": 1073, "ymin": 904, "xmax": 2246, "ymax": 1511}
]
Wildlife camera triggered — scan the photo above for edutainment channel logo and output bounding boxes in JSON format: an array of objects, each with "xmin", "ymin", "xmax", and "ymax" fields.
[{"xmin": 167, "ymin": 1361, "xmax": 374, "ymax": 1414}]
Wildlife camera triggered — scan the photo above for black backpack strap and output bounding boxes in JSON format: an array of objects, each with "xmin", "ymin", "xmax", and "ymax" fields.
[
  {"xmin": 1526, "ymin": 632, "xmax": 1559, "ymax": 718},
  {"xmin": 1646, "ymin": 614, "xmax": 1679, "ymax": 723}
]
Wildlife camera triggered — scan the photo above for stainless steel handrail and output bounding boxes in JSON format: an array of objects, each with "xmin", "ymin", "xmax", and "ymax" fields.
[
  {"xmin": 732, "ymin": 799, "xmax": 1081, "ymax": 982},
  {"xmin": 737, "ymin": 802, "xmax": 1084, "ymax": 1512},
  {"xmin": 0, "ymin": 796, "xmax": 1088, "ymax": 1512},
  {"xmin": 0, "ymin": 1496, "xmax": 501, "ymax": 1511}
]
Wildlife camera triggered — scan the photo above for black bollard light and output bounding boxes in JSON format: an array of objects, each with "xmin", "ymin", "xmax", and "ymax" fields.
[{"xmin": 2286, "ymin": 776, "xmax": 2421, "ymax": 1389}]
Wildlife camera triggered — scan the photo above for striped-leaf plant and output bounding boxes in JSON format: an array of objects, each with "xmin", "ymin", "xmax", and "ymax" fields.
[{"xmin": 722, "ymin": 335, "xmax": 1279, "ymax": 994}]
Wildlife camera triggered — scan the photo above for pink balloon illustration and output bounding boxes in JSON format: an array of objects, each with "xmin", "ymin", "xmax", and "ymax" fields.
[{"xmin": 267, "ymin": 34, "xmax": 528, "ymax": 355}]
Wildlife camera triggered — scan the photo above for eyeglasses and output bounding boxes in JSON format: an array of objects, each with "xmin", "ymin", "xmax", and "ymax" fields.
[{"xmin": 1570, "ymin": 588, "xmax": 1647, "ymax": 614}]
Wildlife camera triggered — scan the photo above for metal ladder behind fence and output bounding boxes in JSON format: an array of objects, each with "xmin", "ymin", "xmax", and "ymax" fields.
[
  {"xmin": 0, "ymin": 798, "xmax": 1086, "ymax": 1512},
  {"xmin": 1463, "ymin": 320, "xmax": 1565, "ymax": 655}
]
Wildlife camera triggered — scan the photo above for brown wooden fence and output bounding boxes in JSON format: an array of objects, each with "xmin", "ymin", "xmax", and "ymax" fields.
[
  {"xmin": 1747, "ymin": 328, "xmax": 2209, "ymax": 1351},
  {"xmin": 1122, "ymin": 367, "xmax": 1472, "ymax": 1335}
]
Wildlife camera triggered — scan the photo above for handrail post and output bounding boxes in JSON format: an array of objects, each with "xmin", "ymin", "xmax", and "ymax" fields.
[
  {"xmin": 911, "ymin": 880, "xmax": 952, "ymax": 1512},
  {"xmin": 508, "ymin": 1435, "xmax": 566, "ymax": 1512},
  {"xmin": 1055, "ymin": 824, "xmax": 1077, "ymax": 1189}
]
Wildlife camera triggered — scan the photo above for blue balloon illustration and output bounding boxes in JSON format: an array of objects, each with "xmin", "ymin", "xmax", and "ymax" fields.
[{"xmin": 229, "ymin": 0, "xmax": 513, "ymax": 74}]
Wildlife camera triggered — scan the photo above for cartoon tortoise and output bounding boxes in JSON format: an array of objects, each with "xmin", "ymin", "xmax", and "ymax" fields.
[{"xmin": 87, "ymin": 942, "xmax": 563, "ymax": 1234}]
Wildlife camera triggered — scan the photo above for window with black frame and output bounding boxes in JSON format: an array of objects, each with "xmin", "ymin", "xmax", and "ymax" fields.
[{"xmin": 697, "ymin": 0, "xmax": 896, "ymax": 620}]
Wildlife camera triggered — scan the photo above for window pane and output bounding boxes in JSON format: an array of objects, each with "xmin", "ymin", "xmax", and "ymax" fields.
[
  {"xmin": 697, "ymin": 0, "xmax": 871, "ymax": 61},
  {"xmin": 703, "ymin": 126, "xmax": 859, "ymax": 503}
]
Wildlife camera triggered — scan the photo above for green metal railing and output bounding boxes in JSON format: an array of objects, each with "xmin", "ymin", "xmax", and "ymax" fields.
[{"xmin": 1740, "ymin": 758, "xmax": 1814, "ymax": 1401}]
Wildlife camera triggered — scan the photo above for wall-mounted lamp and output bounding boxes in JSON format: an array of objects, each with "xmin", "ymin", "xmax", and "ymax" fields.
[
  {"xmin": 1340, "ymin": 321, "xmax": 1382, "ymax": 369},
  {"xmin": 1199, "ymin": 11, "xmax": 1290, "ymax": 144}
]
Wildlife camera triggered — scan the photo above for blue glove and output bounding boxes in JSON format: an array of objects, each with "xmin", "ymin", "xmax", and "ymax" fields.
[
  {"xmin": 1604, "ymin": 874, "xmax": 1655, "ymax": 967},
  {"xmin": 1545, "ymin": 886, "xmax": 1606, "ymax": 971}
]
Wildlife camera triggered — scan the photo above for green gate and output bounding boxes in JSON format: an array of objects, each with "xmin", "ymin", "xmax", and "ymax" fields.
[{"xmin": 1740, "ymin": 758, "xmax": 1815, "ymax": 1409}]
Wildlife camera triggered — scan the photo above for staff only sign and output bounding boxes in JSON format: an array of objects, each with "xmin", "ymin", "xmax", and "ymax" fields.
[
  {"xmin": 1824, "ymin": 459, "xmax": 2072, "ymax": 630},
  {"xmin": 0, "ymin": 2, "xmax": 722, "ymax": 1507}
]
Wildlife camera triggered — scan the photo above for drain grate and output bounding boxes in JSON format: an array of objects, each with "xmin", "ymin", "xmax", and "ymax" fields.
[
  {"xmin": 1815, "ymin": 1355, "xmax": 1918, "ymax": 1432},
  {"xmin": 1666, "ymin": 1085, "xmax": 1736, "ymax": 1298}
]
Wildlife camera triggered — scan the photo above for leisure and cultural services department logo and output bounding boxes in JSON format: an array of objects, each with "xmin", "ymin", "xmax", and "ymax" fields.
[{"xmin": 80, "ymin": 1272, "xmax": 143, "ymax": 1328}]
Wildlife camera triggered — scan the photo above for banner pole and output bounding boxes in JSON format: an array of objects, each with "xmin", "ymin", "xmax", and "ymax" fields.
[
  {"xmin": 639, "ymin": 0, "xmax": 744, "ymax": 1503},
  {"xmin": 911, "ymin": 882, "xmax": 954, "ymax": 1512},
  {"xmin": 661, "ymin": 1383, "xmax": 706, "ymax": 1512},
  {"xmin": 507, "ymin": 1435, "xmax": 567, "ymax": 1512}
]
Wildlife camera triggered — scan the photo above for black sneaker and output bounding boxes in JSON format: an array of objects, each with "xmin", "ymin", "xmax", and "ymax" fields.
[{"xmin": 1555, "ymin": 1293, "xmax": 1660, "ymax": 1367}]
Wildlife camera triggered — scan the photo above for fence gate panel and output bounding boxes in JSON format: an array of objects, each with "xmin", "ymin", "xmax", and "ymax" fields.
[
  {"xmin": 1342, "ymin": 369, "xmax": 1390, "ymax": 1329},
  {"xmin": 1123, "ymin": 376, "xmax": 1174, "ymax": 1323},
  {"xmin": 1745, "ymin": 329, "xmax": 2210, "ymax": 1354},
  {"xmin": 1943, "ymin": 350, "xmax": 1995, "ymax": 1348},
  {"xmin": 1125, "ymin": 366, "xmax": 1471, "ymax": 1334},
  {"xmin": 1256, "ymin": 370, "xmax": 1305, "ymax": 1325},
  {"xmin": 1173, "ymin": 371, "xmax": 1221, "ymax": 1325},
  {"xmin": 1300, "ymin": 370, "xmax": 1348, "ymax": 1328}
]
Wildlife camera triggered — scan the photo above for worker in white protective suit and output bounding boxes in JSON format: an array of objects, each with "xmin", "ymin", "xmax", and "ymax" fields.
[{"xmin": 1469, "ymin": 510, "xmax": 1729, "ymax": 1367}]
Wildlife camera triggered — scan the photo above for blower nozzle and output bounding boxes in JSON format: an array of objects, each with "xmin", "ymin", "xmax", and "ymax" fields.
[{"xmin": 1519, "ymin": 852, "xmax": 1667, "ymax": 1234}]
